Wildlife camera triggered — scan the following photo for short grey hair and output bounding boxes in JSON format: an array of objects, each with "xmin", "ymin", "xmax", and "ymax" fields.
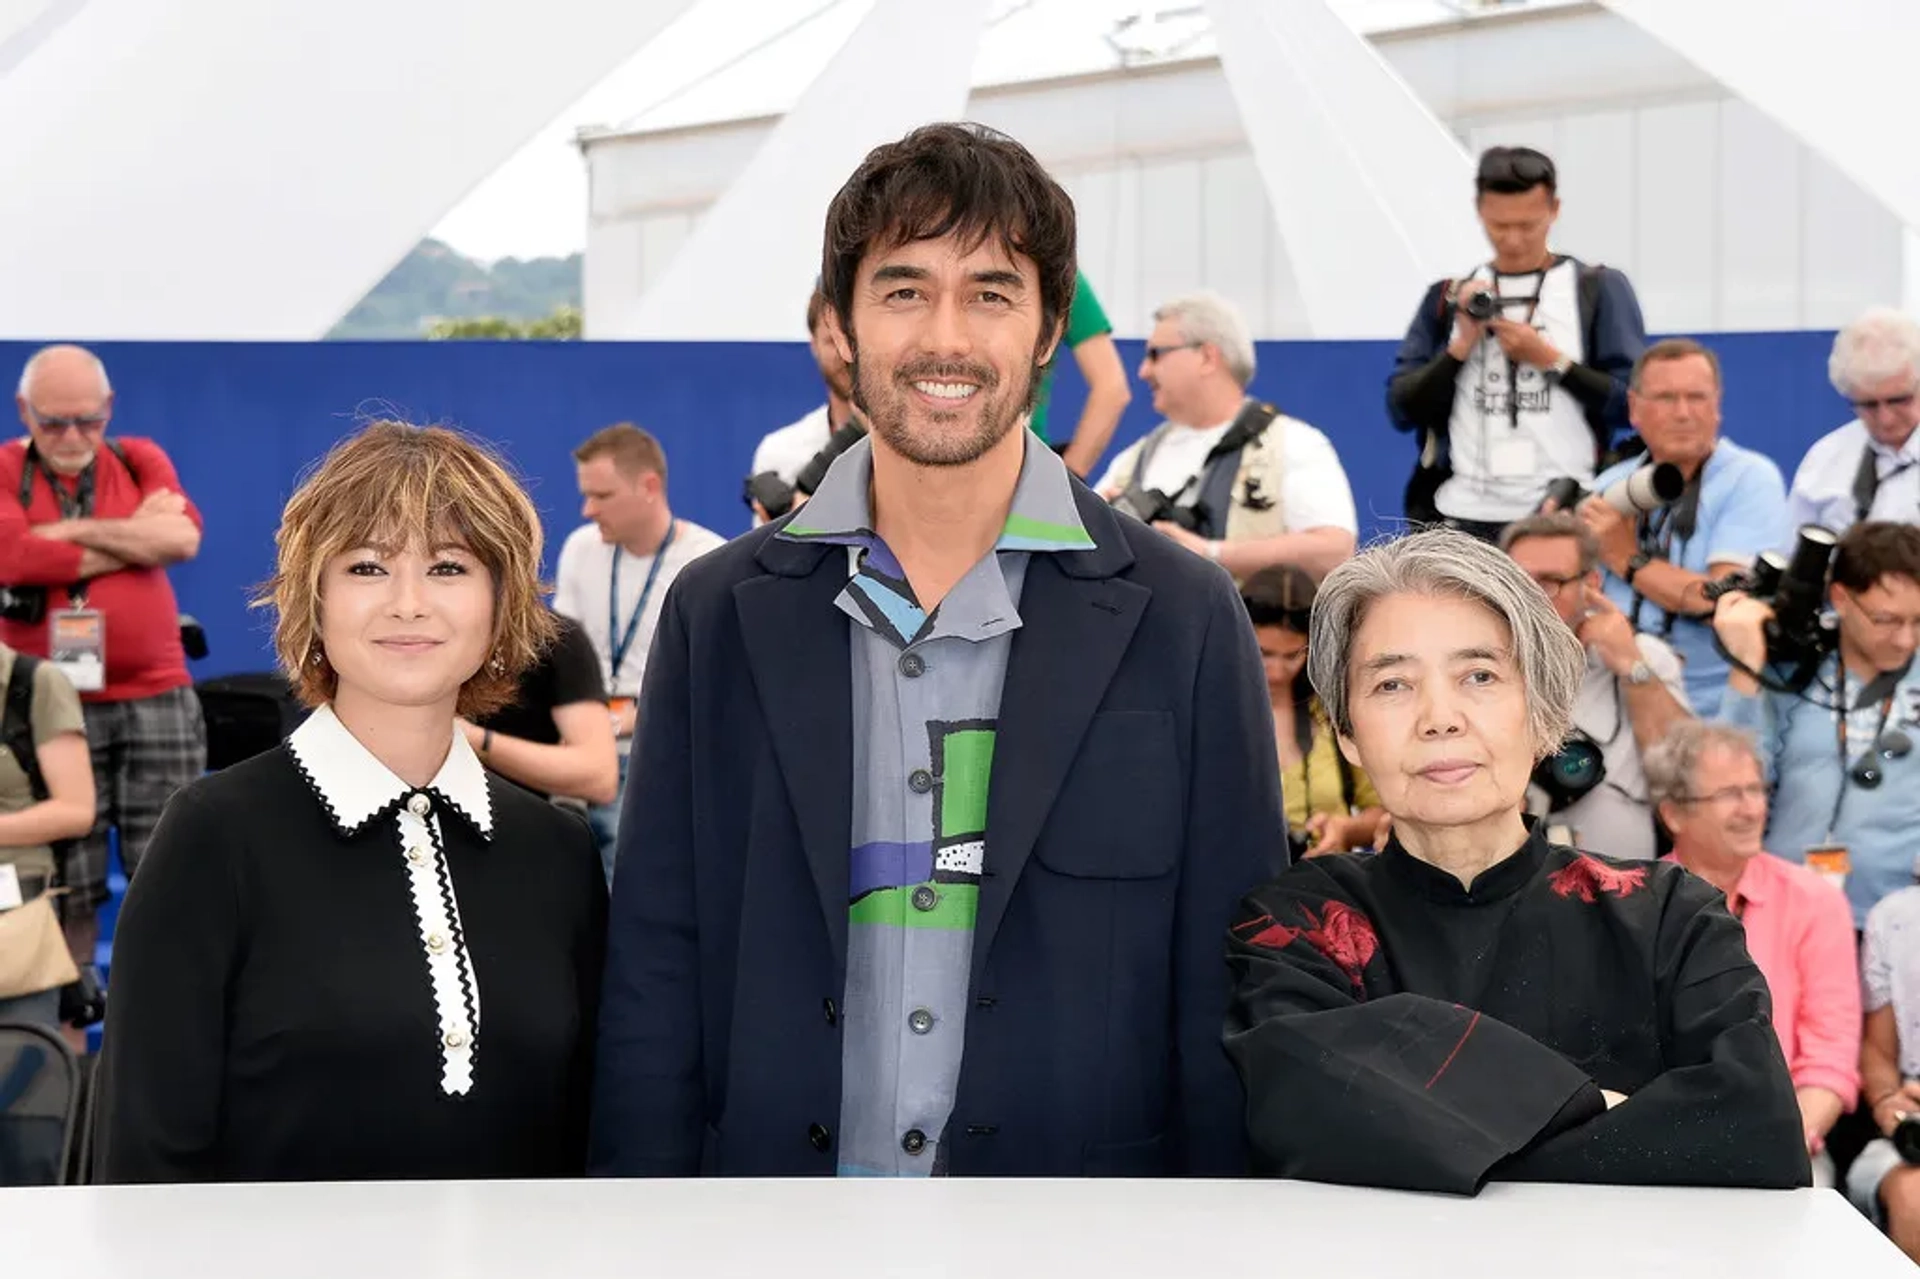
[
  {"xmin": 1307, "ymin": 528, "xmax": 1584, "ymax": 760},
  {"xmin": 1642, "ymin": 721, "xmax": 1765, "ymax": 808},
  {"xmin": 1154, "ymin": 290, "xmax": 1256, "ymax": 386},
  {"xmin": 17, "ymin": 344, "xmax": 112, "ymax": 400},
  {"xmin": 1828, "ymin": 306, "xmax": 1920, "ymax": 397},
  {"xmin": 1499, "ymin": 511, "xmax": 1600, "ymax": 577}
]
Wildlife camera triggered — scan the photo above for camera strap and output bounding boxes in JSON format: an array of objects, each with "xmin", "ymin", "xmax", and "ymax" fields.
[
  {"xmin": 1830, "ymin": 681, "xmax": 1897, "ymax": 837},
  {"xmin": 1483, "ymin": 258, "xmax": 1554, "ymax": 432},
  {"xmin": 1852, "ymin": 443, "xmax": 1917, "ymax": 525},
  {"xmin": 1628, "ymin": 452, "xmax": 1712, "ymax": 635}
]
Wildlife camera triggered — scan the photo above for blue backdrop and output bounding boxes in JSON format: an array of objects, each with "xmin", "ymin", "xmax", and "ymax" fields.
[{"xmin": 0, "ymin": 332, "xmax": 1847, "ymax": 680}]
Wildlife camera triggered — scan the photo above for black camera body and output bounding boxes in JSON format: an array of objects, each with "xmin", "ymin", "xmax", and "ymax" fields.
[
  {"xmin": 741, "ymin": 417, "xmax": 869, "ymax": 519},
  {"xmin": 1533, "ymin": 731, "xmax": 1607, "ymax": 811},
  {"xmin": 1461, "ymin": 289, "xmax": 1501, "ymax": 322},
  {"xmin": 743, "ymin": 471, "xmax": 795, "ymax": 519},
  {"xmin": 1702, "ymin": 524, "xmax": 1840, "ymax": 692},
  {"xmin": 1896, "ymin": 1111, "xmax": 1920, "ymax": 1164},
  {"xmin": 1111, "ymin": 487, "xmax": 1207, "ymax": 533}
]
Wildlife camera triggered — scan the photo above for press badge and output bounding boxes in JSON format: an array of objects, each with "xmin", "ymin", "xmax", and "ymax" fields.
[
  {"xmin": 1805, "ymin": 843, "xmax": 1850, "ymax": 892},
  {"xmin": 1486, "ymin": 433, "xmax": 1538, "ymax": 479},
  {"xmin": 0, "ymin": 864, "xmax": 21, "ymax": 911},
  {"xmin": 49, "ymin": 608, "xmax": 105, "ymax": 692}
]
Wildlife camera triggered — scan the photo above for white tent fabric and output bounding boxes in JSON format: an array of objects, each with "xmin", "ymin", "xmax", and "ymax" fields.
[
  {"xmin": 0, "ymin": 0, "xmax": 694, "ymax": 340},
  {"xmin": 1204, "ymin": 0, "xmax": 1484, "ymax": 339},
  {"xmin": 1598, "ymin": 0, "xmax": 1920, "ymax": 233},
  {"xmin": 608, "ymin": 0, "xmax": 992, "ymax": 340}
]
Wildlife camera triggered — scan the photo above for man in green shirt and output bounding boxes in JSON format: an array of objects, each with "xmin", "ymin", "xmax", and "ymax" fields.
[{"xmin": 1030, "ymin": 271, "xmax": 1131, "ymax": 479}]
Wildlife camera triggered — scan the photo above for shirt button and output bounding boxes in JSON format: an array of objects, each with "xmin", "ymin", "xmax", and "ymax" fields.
[
  {"xmin": 910, "ymin": 885, "xmax": 939, "ymax": 912},
  {"xmin": 444, "ymin": 1029, "xmax": 466, "ymax": 1049},
  {"xmin": 901, "ymin": 1128, "xmax": 927, "ymax": 1156},
  {"xmin": 427, "ymin": 933, "xmax": 448, "ymax": 953},
  {"xmin": 908, "ymin": 1008, "xmax": 935, "ymax": 1035},
  {"xmin": 908, "ymin": 769, "xmax": 934, "ymax": 794},
  {"xmin": 808, "ymin": 1123, "xmax": 833, "ymax": 1153},
  {"xmin": 406, "ymin": 846, "xmax": 428, "ymax": 865},
  {"xmin": 407, "ymin": 793, "xmax": 433, "ymax": 818},
  {"xmin": 898, "ymin": 652, "xmax": 926, "ymax": 678}
]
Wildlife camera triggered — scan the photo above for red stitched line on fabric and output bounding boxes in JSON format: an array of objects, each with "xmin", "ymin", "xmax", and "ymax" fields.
[{"xmin": 1426, "ymin": 1011, "xmax": 1481, "ymax": 1090}]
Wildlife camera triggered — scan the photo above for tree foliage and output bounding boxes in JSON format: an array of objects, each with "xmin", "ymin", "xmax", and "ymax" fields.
[{"xmin": 329, "ymin": 240, "xmax": 582, "ymax": 339}]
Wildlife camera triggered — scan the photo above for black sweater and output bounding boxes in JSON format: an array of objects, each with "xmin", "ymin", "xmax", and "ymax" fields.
[{"xmin": 95, "ymin": 709, "xmax": 607, "ymax": 1183}]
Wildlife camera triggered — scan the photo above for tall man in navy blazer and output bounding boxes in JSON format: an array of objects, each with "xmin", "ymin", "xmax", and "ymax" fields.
[{"xmin": 591, "ymin": 123, "xmax": 1284, "ymax": 1178}]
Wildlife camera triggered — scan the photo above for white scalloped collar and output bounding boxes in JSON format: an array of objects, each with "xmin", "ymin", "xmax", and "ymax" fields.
[{"xmin": 287, "ymin": 704, "xmax": 494, "ymax": 840}]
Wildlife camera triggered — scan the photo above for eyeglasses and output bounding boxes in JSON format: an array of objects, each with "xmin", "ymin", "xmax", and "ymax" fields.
[
  {"xmin": 1851, "ymin": 729, "xmax": 1913, "ymax": 789},
  {"xmin": 1529, "ymin": 572, "xmax": 1583, "ymax": 597},
  {"xmin": 1143, "ymin": 342, "xmax": 1205, "ymax": 364},
  {"xmin": 1850, "ymin": 392, "xmax": 1917, "ymax": 415},
  {"xmin": 28, "ymin": 409, "xmax": 108, "ymax": 434},
  {"xmin": 1677, "ymin": 783, "xmax": 1770, "ymax": 807}
]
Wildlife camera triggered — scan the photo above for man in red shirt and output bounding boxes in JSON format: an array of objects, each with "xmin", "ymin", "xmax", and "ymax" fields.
[{"xmin": 5, "ymin": 345, "xmax": 205, "ymax": 947}]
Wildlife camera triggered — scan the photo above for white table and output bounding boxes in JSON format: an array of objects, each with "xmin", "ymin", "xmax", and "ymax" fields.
[{"xmin": 3, "ymin": 1177, "xmax": 1910, "ymax": 1277}]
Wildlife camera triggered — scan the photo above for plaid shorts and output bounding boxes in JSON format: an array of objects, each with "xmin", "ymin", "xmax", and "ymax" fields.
[{"xmin": 59, "ymin": 684, "xmax": 206, "ymax": 908}]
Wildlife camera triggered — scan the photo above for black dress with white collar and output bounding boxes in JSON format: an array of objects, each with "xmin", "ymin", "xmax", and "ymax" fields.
[{"xmin": 95, "ymin": 705, "xmax": 608, "ymax": 1183}]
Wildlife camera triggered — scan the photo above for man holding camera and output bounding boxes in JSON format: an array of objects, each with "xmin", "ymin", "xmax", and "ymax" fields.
[
  {"xmin": 747, "ymin": 289, "xmax": 862, "ymax": 525},
  {"xmin": 1588, "ymin": 339, "xmax": 1787, "ymax": 718},
  {"xmin": 0, "ymin": 344, "xmax": 205, "ymax": 955},
  {"xmin": 1786, "ymin": 306, "xmax": 1920, "ymax": 539},
  {"xmin": 1096, "ymin": 291, "xmax": 1356, "ymax": 581},
  {"xmin": 1853, "ymin": 880, "xmax": 1920, "ymax": 1261},
  {"xmin": 1387, "ymin": 146, "xmax": 1647, "ymax": 539},
  {"xmin": 1713, "ymin": 521, "xmax": 1920, "ymax": 928},
  {"xmin": 1501, "ymin": 512, "xmax": 1691, "ymax": 860}
]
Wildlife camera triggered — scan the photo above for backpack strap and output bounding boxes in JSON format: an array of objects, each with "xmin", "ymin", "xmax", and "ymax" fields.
[{"xmin": 3, "ymin": 653, "xmax": 47, "ymax": 803}]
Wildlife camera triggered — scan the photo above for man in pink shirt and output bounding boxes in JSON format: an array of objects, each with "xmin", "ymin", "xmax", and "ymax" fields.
[{"xmin": 1647, "ymin": 720, "xmax": 1861, "ymax": 1178}]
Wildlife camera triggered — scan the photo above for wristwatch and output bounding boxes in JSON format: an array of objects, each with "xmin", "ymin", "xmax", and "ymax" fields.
[
  {"xmin": 1624, "ymin": 551, "xmax": 1653, "ymax": 587},
  {"xmin": 1625, "ymin": 660, "xmax": 1654, "ymax": 686},
  {"xmin": 1546, "ymin": 353, "xmax": 1574, "ymax": 382}
]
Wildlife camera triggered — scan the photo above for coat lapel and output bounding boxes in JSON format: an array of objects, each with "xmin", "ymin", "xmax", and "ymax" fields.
[
  {"xmin": 734, "ymin": 541, "xmax": 853, "ymax": 971},
  {"xmin": 972, "ymin": 494, "xmax": 1147, "ymax": 985}
]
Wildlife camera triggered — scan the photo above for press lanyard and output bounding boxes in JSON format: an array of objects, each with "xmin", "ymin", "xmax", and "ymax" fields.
[
  {"xmin": 1491, "ymin": 263, "xmax": 1549, "ymax": 432},
  {"xmin": 607, "ymin": 522, "xmax": 675, "ymax": 685},
  {"xmin": 1828, "ymin": 676, "xmax": 1895, "ymax": 839},
  {"xmin": 21, "ymin": 446, "xmax": 98, "ymax": 605}
]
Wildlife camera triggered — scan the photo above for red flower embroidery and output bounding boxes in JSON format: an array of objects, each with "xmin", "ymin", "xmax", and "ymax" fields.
[
  {"xmin": 1547, "ymin": 854, "xmax": 1648, "ymax": 903},
  {"xmin": 1300, "ymin": 901, "xmax": 1379, "ymax": 990},
  {"xmin": 1231, "ymin": 913, "xmax": 1301, "ymax": 951}
]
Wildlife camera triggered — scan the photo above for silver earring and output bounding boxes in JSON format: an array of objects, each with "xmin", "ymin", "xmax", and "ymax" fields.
[
  {"xmin": 310, "ymin": 648, "xmax": 324, "ymax": 667},
  {"xmin": 489, "ymin": 656, "xmax": 504, "ymax": 674}
]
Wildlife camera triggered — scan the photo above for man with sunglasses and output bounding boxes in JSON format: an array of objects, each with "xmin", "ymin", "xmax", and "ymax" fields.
[
  {"xmin": 1388, "ymin": 146, "xmax": 1647, "ymax": 539},
  {"xmin": 1785, "ymin": 306, "xmax": 1920, "ymax": 538},
  {"xmin": 2, "ymin": 344, "xmax": 205, "ymax": 961},
  {"xmin": 1096, "ymin": 290, "xmax": 1356, "ymax": 581},
  {"xmin": 1713, "ymin": 520, "xmax": 1920, "ymax": 929},
  {"xmin": 1501, "ymin": 512, "xmax": 1692, "ymax": 861}
]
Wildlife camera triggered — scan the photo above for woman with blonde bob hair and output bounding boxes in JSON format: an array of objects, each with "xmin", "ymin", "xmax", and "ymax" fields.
[
  {"xmin": 96, "ymin": 423, "xmax": 607, "ymax": 1183},
  {"xmin": 1225, "ymin": 527, "xmax": 1805, "ymax": 1195}
]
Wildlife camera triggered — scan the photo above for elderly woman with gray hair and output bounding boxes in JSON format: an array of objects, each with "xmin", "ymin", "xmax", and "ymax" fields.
[{"xmin": 1225, "ymin": 529, "xmax": 1806, "ymax": 1195}]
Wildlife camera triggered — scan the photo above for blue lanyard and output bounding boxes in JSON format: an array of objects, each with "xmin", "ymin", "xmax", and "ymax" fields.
[{"xmin": 608, "ymin": 522, "xmax": 675, "ymax": 684}]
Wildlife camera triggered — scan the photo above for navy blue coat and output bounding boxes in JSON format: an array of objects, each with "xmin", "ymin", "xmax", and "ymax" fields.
[{"xmin": 589, "ymin": 483, "xmax": 1285, "ymax": 1178}]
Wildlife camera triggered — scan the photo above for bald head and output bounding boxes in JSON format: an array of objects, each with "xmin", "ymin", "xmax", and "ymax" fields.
[
  {"xmin": 18, "ymin": 344, "xmax": 111, "ymax": 401},
  {"xmin": 17, "ymin": 344, "xmax": 114, "ymax": 475}
]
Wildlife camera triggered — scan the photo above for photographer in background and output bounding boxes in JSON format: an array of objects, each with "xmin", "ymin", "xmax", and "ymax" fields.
[
  {"xmin": 1387, "ymin": 146, "xmax": 1646, "ymax": 539},
  {"xmin": 1502, "ymin": 512, "xmax": 1691, "ymax": 860},
  {"xmin": 1785, "ymin": 306, "xmax": 1920, "ymax": 539},
  {"xmin": 1849, "ymin": 880, "xmax": 1920, "ymax": 1260},
  {"xmin": 1097, "ymin": 291, "xmax": 1356, "ymax": 581},
  {"xmin": 1589, "ymin": 339, "xmax": 1786, "ymax": 717},
  {"xmin": 746, "ymin": 289, "xmax": 861, "ymax": 524},
  {"xmin": 1713, "ymin": 521, "xmax": 1920, "ymax": 928}
]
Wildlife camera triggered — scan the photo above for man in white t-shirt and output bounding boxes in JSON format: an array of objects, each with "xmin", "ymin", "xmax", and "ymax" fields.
[
  {"xmin": 1096, "ymin": 290, "xmax": 1357, "ymax": 581},
  {"xmin": 746, "ymin": 289, "xmax": 858, "ymax": 524},
  {"xmin": 1785, "ymin": 306, "xmax": 1920, "ymax": 542},
  {"xmin": 554, "ymin": 422, "xmax": 725, "ymax": 878}
]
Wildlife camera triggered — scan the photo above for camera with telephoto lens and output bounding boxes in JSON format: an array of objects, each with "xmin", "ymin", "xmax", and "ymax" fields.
[
  {"xmin": 1110, "ymin": 487, "xmax": 1207, "ymax": 534},
  {"xmin": 1702, "ymin": 524, "xmax": 1840, "ymax": 693},
  {"xmin": 1539, "ymin": 462, "xmax": 1687, "ymax": 518},
  {"xmin": 0, "ymin": 585, "xmax": 47, "ymax": 625},
  {"xmin": 743, "ymin": 471, "xmax": 795, "ymax": 519},
  {"xmin": 741, "ymin": 417, "xmax": 870, "ymax": 518}
]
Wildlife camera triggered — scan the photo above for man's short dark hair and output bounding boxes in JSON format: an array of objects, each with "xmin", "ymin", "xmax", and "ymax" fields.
[
  {"xmin": 805, "ymin": 287, "xmax": 829, "ymax": 336},
  {"xmin": 1240, "ymin": 565, "xmax": 1317, "ymax": 631},
  {"xmin": 1631, "ymin": 337, "xmax": 1723, "ymax": 393},
  {"xmin": 1833, "ymin": 520, "xmax": 1920, "ymax": 595},
  {"xmin": 1499, "ymin": 511, "xmax": 1601, "ymax": 577},
  {"xmin": 1475, "ymin": 146, "xmax": 1557, "ymax": 198},
  {"xmin": 820, "ymin": 122, "xmax": 1076, "ymax": 356}
]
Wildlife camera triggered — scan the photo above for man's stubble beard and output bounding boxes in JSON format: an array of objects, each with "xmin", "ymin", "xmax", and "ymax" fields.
[{"xmin": 850, "ymin": 349, "xmax": 1044, "ymax": 469}]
